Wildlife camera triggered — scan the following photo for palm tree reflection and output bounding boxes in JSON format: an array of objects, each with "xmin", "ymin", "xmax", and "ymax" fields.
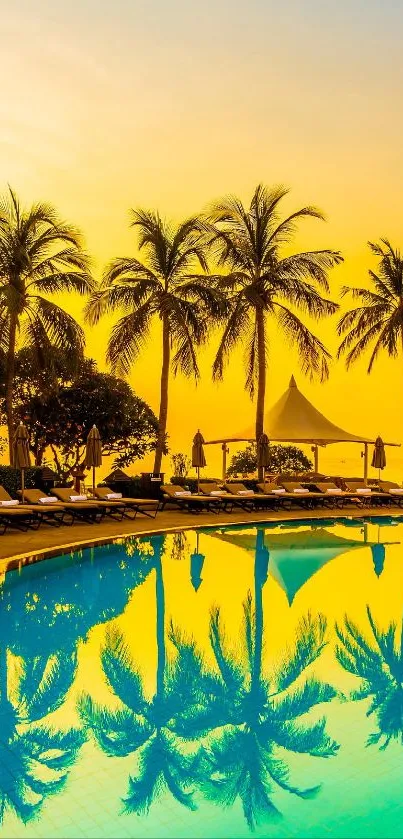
[
  {"xmin": 175, "ymin": 555, "xmax": 338, "ymax": 828},
  {"xmin": 336, "ymin": 607, "xmax": 403, "ymax": 749},
  {"xmin": 78, "ymin": 535, "xmax": 200, "ymax": 814},
  {"xmin": 0, "ymin": 645, "xmax": 84, "ymax": 824},
  {"xmin": 78, "ymin": 529, "xmax": 339, "ymax": 830}
]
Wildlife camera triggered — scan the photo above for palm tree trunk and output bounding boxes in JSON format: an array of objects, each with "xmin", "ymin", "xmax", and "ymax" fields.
[
  {"xmin": 153, "ymin": 315, "xmax": 170, "ymax": 475},
  {"xmin": 252, "ymin": 529, "xmax": 265, "ymax": 691},
  {"xmin": 255, "ymin": 309, "xmax": 266, "ymax": 480},
  {"xmin": 5, "ymin": 315, "xmax": 18, "ymax": 463},
  {"xmin": 155, "ymin": 539, "xmax": 166, "ymax": 701}
]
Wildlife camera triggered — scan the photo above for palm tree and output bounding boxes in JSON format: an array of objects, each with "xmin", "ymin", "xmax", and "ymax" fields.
[
  {"xmin": 173, "ymin": 529, "xmax": 339, "ymax": 830},
  {"xmin": 336, "ymin": 606, "xmax": 403, "ymax": 749},
  {"xmin": 338, "ymin": 239, "xmax": 403, "ymax": 371},
  {"xmin": 85, "ymin": 211, "xmax": 225, "ymax": 474},
  {"xmin": 78, "ymin": 535, "xmax": 201, "ymax": 814},
  {"xmin": 204, "ymin": 185, "xmax": 342, "ymax": 476},
  {"xmin": 0, "ymin": 644, "xmax": 84, "ymax": 824},
  {"xmin": 0, "ymin": 187, "xmax": 94, "ymax": 459}
]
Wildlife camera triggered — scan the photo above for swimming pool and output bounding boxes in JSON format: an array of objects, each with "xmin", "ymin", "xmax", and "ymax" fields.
[{"xmin": 1, "ymin": 515, "xmax": 403, "ymax": 838}]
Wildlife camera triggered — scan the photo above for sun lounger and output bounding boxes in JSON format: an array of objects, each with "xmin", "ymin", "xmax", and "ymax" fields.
[
  {"xmin": 309, "ymin": 482, "xmax": 362, "ymax": 508},
  {"xmin": 161, "ymin": 485, "xmax": 222, "ymax": 514},
  {"xmin": 198, "ymin": 481, "xmax": 256, "ymax": 511},
  {"xmin": 8, "ymin": 486, "xmax": 73, "ymax": 527},
  {"xmin": 278, "ymin": 481, "xmax": 328, "ymax": 509},
  {"xmin": 0, "ymin": 505, "xmax": 40, "ymax": 533},
  {"xmin": 92, "ymin": 486, "xmax": 159, "ymax": 519},
  {"xmin": 377, "ymin": 481, "xmax": 403, "ymax": 507},
  {"xmin": 223, "ymin": 482, "xmax": 284, "ymax": 511},
  {"xmin": 34, "ymin": 488, "xmax": 105, "ymax": 523},
  {"xmin": 344, "ymin": 481, "xmax": 388, "ymax": 507}
]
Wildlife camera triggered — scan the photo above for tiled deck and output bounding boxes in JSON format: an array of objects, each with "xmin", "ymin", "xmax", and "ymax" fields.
[{"xmin": 0, "ymin": 502, "xmax": 400, "ymax": 572}]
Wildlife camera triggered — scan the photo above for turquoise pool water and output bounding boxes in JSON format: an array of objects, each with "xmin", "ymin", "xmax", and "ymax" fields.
[{"xmin": 1, "ymin": 516, "xmax": 403, "ymax": 838}]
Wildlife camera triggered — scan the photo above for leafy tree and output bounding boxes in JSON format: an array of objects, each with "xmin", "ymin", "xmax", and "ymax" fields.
[
  {"xmin": 78, "ymin": 535, "xmax": 201, "ymax": 815},
  {"xmin": 85, "ymin": 210, "xmax": 225, "ymax": 474},
  {"xmin": 0, "ymin": 187, "xmax": 94, "ymax": 459},
  {"xmin": 171, "ymin": 452, "xmax": 191, "ymax": 478},
  {"xmin": 204, "ymin": 185, "xmax": 341, "ymax": 477},
  {"xmin": 16, "ymin": 365, "xmax": 159, "ymax": 480},
  {"xmin": 173, "ymin": 529, "xmax": 339, "ymax": 830},
  {"xmin": 336, "ymin": 606, "xmax": 403, "ymax": 749},
  {"xmin": 338, "ymin": 239, "xmax": 403, "ymax": 370},
  {"xmin": 227, "ymin": 442, "xmax": 313, "ymax": 477},
  {"xmin": 4, "ymin": 538, "xmax": 154, "ymax": 662}
]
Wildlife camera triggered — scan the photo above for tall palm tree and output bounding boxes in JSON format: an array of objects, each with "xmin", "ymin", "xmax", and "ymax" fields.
[
  {"xmin": 204, "ymin": 185, "xmax": 342, "ymax": 476},
  {"xmin": 85, "ymin": 211, "xmax": 225, "ymax": 474},
  {"xmin": 173, "ymin": 529, "xmax": 339, "ymax": 830},
  {"xmin": 336, "ymin": 606, "xmax": 403, "ymax": 749},
  {"xmin": 78, "ymin": 535, "xmax": 201, "ymax": 814},
  {"xmin": 0, "ymin": 644, "xmax": 84, "ymax": 824},
  {"xmin": 0, "ymin": 187, "xmax": 94, "ymax": 459},
  {"xmin": 338, "ymin": 239, "xmax": 403, "ymax": 370}
]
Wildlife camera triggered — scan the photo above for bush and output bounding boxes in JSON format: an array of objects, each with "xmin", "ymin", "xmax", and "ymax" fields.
[
  {"xmin": 169, "ymin": 476, "xmax": 223, "ymax": 493},
  {"xmin": 0, "ymin": 466, "xmax": 45, "ymax": 498},
  {"xmin": 98, "ymin": 477, "xmax": 143, "ymax": 497},
  {"xmin": 227, "ymin": 443, "xmax": 313, "ymax": 477}
]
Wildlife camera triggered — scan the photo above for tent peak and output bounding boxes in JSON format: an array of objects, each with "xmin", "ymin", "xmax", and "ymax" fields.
[{"xmin": 289, "ymin": 375, "xmax": 297, "ymax": 388}]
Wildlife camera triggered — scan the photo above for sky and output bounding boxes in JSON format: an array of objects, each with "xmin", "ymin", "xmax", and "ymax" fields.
[{"xmin": 1, "ymin": 0, "xmax": 403, "ymax": 479}]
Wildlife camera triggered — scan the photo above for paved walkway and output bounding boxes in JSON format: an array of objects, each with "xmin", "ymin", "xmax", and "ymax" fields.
[{"xmin": 0, "ymin": 502, "xmax": 401, "ymax": 574}]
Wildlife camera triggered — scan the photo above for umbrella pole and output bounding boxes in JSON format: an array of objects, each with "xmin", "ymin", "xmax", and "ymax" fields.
[
  {"xmin": 21, "ymin": 468, "xmax": 25, "ymax": 504},
  {"xmin": 197, "ymin": 466, "xmax": 200, "ymax": 495},
  {"xmin": 93, "ymin": 465, "xmax": 96, "ymax": 493}
]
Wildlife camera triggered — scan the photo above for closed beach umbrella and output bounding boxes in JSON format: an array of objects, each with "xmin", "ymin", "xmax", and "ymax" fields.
[
  {"xmin": 12, "ymin": 422, "xmax": 31, "ymax": 503},
  {"xmin": 86, "ymin": 425, "xmax": 102, "ymax": 491},
  {"xmin": 192, "ymin": 431, "xmax": 206, "ymax": 494},
  {"xmin": 371, "ymin": 436, "xmax": 386, "ymax": 477},
  {"xmin": 257, "ymin": 434, "xmax": 270, "ymax": 482},
  {"xmin": 190, "ymin": 532, "xmax": 205, "ymax": 591}
]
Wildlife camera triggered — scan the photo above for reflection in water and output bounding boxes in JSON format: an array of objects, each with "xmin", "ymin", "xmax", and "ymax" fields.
[
  {"xmin": 0, "ymin": 644, "xmax": 83, "ymax": 824},
  {"xmin": 0, "ymin": 519, "xmax": 401, "ymax": 836},
  {"xmin": 175, "ymin": 530, "xmax": 338, "ymax": 830},
  {"xmin": 336, "ymin": 607, "xmax": 403, "ymax": 750},
  {"xmin": 79, "ymin": 535, "xmax": 201, "ymax": 814},
  {"xmin": 78, "ymin": 530, "xmax": 339, "ymax": 830}
]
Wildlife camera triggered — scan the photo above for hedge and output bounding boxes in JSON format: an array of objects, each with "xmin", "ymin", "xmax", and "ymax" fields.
[{"xmin": 0, "ymin": 466, "xmax": 46, "ymax": 498}]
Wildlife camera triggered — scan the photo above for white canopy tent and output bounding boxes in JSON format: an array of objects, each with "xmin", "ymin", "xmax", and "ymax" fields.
[{"xmin": 205, "ymin": 375, "xmax": 399, "ymax": 481}]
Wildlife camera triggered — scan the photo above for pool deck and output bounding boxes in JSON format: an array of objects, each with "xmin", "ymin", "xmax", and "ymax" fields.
[{"xmin": 0, "ymin": 501, "xmax": 401, "ymax": 573}]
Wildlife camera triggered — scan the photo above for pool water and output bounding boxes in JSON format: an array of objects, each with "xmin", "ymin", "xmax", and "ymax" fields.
[{"xmin": 1, "ymin": 516, "xmax": 403, "ymax": 838}]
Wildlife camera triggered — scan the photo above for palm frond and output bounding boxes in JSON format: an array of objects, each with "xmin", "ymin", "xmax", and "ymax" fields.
[
  {"xmin": 275, "ymin": 304, "xmax": 331, "ymax": 382},
  {"xmin": 274, "ymin": 613, "xmax": 328, "ymax": 693},
  {"xmin": 101, "ymin": 626, "xmax": 146, "ymax": 712}
]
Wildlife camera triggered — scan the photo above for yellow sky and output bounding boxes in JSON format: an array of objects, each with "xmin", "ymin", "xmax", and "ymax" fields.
[{"xmin": 2, "ymin": 0, "xmax": 403, "ymax": 479}]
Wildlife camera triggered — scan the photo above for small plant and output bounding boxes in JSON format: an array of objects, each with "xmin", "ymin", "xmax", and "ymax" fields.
[{"xmin": 171, "ymin": 452, "xmax": 191, "ymax": 479}]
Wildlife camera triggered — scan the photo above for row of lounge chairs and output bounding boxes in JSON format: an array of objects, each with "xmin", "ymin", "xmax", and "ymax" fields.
[
  {"xmin": 160, "ymin": 479, "xmax": 403, "ymax": 513},
  {"xmin": 0, "ymin": 477, "xmax": 401, "ymax": 535},
  {"xmin": 0, "ymin": 486, "xmax": 159, "ymax": 534}
]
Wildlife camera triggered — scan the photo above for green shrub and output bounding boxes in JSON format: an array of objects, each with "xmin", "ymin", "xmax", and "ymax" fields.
[{"xmin": 0, "ymin": 466, "xmax": 45, "ymax": 498}]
